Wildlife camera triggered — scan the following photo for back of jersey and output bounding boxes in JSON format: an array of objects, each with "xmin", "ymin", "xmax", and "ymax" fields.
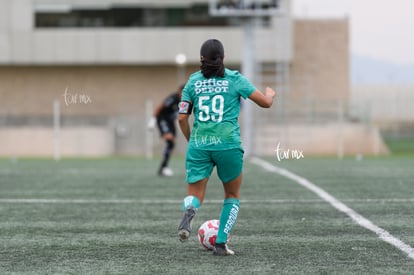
[{"xmin": 181, "ymin": 68, "xmax": 256, "ymax": 151}]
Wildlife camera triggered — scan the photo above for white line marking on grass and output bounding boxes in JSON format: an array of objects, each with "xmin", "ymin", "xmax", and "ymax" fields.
[
  {"xmin": 0, "ymin": 198, "xmax": 327, "ymax": 204},
  {"xmin": 0, "ymin": 199, "xmax": 179, "ymax": 204},
  {"xmin": 250, "ymin": 157, "xmax": 414, "ymax": 261},
  {"xmin": 1, "ymin": 198, "xmax": 414, "ymax": 204}
]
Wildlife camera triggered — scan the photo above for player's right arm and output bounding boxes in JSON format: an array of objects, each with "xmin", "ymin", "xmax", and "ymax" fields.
[
  {"xmin": 178, "ymin": 100, "xmax": 193, "ymax": 141},
  {"xmin": 178, "ymin": 82, "xmax": 193, "ymax": 141},
  {"xmin": 178, "ymin": 113, "xmax": 191, "ymax": 141},
  {"xmin": 248, "ymin": 87, "xmax": 276, "ymax": 108}
]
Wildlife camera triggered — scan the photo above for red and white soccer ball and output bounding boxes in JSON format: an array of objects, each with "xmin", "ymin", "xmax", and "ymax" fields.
[{"xmin": 198, "ymin": 219, "xmax": 230, "ymax": 250}]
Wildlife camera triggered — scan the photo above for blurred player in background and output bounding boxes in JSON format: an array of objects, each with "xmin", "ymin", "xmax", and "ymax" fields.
[
  {"xmin": 177, "ymin": 39, "xmax": 276, "ymax": 255},
  {"xmin": 148, "ymin": 85, "xmax": 183, "ymax": 176}
]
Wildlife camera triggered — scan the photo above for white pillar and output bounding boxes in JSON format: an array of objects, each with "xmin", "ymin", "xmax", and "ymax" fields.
[
  {"xmin": 53, "ymin": 100, "xmax": 61, "ymax": 161},
  {"xmin": 145, "ymin": 99, "xmax": 154, "ymax": 160},
  {"xmin": 242, "ymin": 15, "xmax": 255, "ymax": 156}
]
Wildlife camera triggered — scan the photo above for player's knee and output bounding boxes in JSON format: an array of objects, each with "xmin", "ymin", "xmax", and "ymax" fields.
[
  {"xmin": 163, "ymin": 133, "xmax": 175, "ymax": 141},
  {"xmin": 166, "ymin": 140, "xmax": 175, "ymax": 150}
]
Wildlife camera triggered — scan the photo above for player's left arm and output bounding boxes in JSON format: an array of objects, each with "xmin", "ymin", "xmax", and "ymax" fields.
[
  {"xmin": 237, "ymin": 73, "xmax": 275, "ymax": 108},
  {"xmin": 248, "ymin": 87, "xmax": 276, "ymax": 108}
]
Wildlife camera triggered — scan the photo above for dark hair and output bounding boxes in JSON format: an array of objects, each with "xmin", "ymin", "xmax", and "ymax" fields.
[{"xmin": 200, "ymin": 39, "xmax": 225, "ymax": 78}]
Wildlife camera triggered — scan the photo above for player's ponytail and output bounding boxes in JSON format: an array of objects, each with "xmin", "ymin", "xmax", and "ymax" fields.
[{"xmin": 200, "ymin": 39, "xmax": 225, "ymax": 78}]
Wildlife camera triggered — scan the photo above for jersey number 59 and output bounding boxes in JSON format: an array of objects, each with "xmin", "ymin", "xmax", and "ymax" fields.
[{"xmin": 198, "ymin": 95, "xmax": 224, "ymax": 123}]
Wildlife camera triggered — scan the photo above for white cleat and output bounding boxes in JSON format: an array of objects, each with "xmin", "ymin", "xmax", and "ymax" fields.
[{"xmin": 159, "ymin": 167, "xmax": 174, "ymax": 177}]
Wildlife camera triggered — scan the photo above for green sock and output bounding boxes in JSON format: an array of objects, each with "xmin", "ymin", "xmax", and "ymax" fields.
[
  {"xmin": 182, "ymin": 195, "xmax": 200, "ymax": 211},
  {"xmin": 216, "ymin": 198, "xmax": 240, "ymax": 244}
]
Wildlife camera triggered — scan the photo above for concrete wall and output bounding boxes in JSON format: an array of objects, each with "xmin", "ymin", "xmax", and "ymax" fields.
[
  {"xmin": 0, "ymin": 127, "xmax": 113, "ymax": 157},
  {"xmin": 256, "ymin": 123, "xmax": 389, "ymax": 156},
  {"xmin": 251, "ymin": 18, "xmax": 388, "ymax": 157},
  {"xmin": 0, "ymin": 18, "xmax": 352, "ymax": 157},
  {"xmin": 0, "ymin": 65, "xmax": 197, "ymax": 116},
  {"xmin": 0, "ymin": 65, "xmax": 197, "ymax": 156},
  {"xmin": 290, "ymin": 19, "xmax": 350, "ymax": 102},
  {"xmin": 0, "ymin": 0, "xmax": 292, "ymax": 65}
]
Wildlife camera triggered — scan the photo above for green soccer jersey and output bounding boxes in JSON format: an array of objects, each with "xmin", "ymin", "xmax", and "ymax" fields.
[{"xmin": 181, "ymin": 68, "xmax": 256, "ymax": 151}]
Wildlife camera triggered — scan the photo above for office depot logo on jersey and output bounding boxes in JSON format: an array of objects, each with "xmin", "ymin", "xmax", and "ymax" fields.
[{"xmin": 194, "ymin": 79, "xmax": 229, "ymax": 94}]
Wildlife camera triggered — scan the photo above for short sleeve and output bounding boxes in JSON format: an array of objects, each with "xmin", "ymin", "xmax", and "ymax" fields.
[
  {"xmin": 235, "ymin": 73, "xmax": 256, "ymax": 99},
  {"xmin": 181, "ymin": 83, "xmax": 192, "ymax": 102}
]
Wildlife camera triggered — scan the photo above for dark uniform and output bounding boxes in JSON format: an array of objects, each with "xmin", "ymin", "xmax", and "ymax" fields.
[
  {"xmin": 156, "ymin": 93, "xmax": 180, "ymax": 137},
  {"xmin": 154, "ymin": 91, "xmax": 181, "ymax": 176}
]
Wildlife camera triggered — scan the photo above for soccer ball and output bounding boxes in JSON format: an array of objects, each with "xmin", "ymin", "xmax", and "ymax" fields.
[{"xmin": 198, "ymin": 219, "xmax": 230, "ymax": 250}]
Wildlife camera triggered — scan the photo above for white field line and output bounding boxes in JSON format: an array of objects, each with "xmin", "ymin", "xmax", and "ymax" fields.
[
  {"xmin": 0, "ymin": 198, "xmax": 414, "ymax": 204},
  {"xmin": 250, "ymin": 157, "xmax": 414, "ymax": 261}
]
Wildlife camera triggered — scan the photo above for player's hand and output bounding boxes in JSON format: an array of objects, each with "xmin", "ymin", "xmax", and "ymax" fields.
[
  {"xmin": 265, "ymin": 87, "xmax": 276, "ymax": 98},
  {"xmin": 147, "ymin": 117, "xmax": 156, "ymax": 130}
]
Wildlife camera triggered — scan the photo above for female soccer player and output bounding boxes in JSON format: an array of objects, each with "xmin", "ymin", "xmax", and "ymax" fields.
[{"xmin": 177, "ymin": 39, "xmax": 276, "ymax": 256}]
